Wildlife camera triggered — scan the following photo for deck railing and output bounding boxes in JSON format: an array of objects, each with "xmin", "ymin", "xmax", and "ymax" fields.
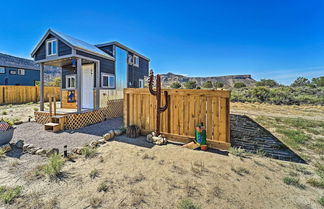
[{"xmin": 124, "ymin": 88, "xmax": 231, "ymax": 150}]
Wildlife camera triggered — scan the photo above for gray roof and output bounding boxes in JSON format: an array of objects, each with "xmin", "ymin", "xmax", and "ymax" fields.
[{"xmin": 0, "ymin": 53, "xmax": 39, "ymax": 70}]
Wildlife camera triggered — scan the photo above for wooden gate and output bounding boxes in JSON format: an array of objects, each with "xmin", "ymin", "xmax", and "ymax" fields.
[{"xmin": 124, "ymin": 88, "xmax": 231, "ymax": 150}]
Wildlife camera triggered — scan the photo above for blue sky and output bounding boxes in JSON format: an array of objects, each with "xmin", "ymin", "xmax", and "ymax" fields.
[{"xmin": 0, "ymin": 0, "xmax": 323, "ymax": 84}]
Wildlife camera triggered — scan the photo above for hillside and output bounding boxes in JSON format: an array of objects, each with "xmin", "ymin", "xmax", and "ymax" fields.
[{"xmin": 154, "ymin": 72, "xmax": 256, "ymax": 88}]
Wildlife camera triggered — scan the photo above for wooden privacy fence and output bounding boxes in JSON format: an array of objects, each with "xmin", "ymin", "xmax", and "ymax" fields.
[
  {"xmin": 124, "ymin": 88, "xmax": 231, "ymax": 150},
  {"xmin": 0, "ymin": 86, "xmax": 60, "ymax": 105}
]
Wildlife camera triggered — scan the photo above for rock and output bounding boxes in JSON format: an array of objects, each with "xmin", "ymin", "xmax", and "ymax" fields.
[
  {"xmin": 89, "ymin": 140, "xmax": 99, "ymax": 148},
  {"xmin": 72, "ymin": 147, "xmax": 82, "ymax": 155},
  {"xmin": 113, "ymin": 129, "xmax": 123, "ymax": 136},
  {"xmin": 15, "ymin": 140, "xmax": 24, "ymax": 149},
  {"xmin": 23, "ymin": 144, "xmax": 30, "ymax": 150},
  {"xmin": 103, "ymin": 133, "xmax": 112, "ymax": 141},
  {"xmin": 109, "ymin": 130, "xmax": 115, "ymax": 138},
  {"xmin": 98, "ymin": 139, "xmax": 106, "ymax": 144},
  {"xmin": 36, "ymin": 149, "xmax": 46, "ymax": 155},
  {"xmin": 46, "ymin": 148, "xmax": 59, "ymax": 157},
  {"xmin": 146, "ymin": 134, "xmax": 153, "ymax": 143},
  {"xmin": 28, "ymin": 144, "xmax": 35, "ymax": 149}
]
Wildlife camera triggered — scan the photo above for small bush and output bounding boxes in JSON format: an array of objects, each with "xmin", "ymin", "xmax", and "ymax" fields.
[
  {"xmin": 33, "ymin": 107, "xmax": 39, "ymax": 111},
  {"xmin": 90, "ymin": 169, "xmax": 99, "ymax": 179},
  {"xmin": 0, "ymin": 148, "xmax": 5, "ymax": 158},
  {"xmin": 44, "ymin": 154, "xmax": 64, "ymax": 179},
  {"xmin": 234, "ymin": 82, "xmax": 246, "ymax": 88},
  {"xmin": 97, "ymin": 182, "xmax": 109, "ymax": 192},
  {"xmin": 283, "ymin": 177, "xmax": 305, "ymax": 189},
  {"xmin": 81, "ymin": 147, "xmax": 97, "ymax": 158},
  {"xmin": 90, "ymin": 197, "xmax": 102, "ymax": 208},
  {"xmin": 2, "ymin": 111, "xmax": 7, "ymax": 115},
  {"xmin": 231, "ymin": 167, "xmax": 250, "ymax": 176},
  {"xmin": 170, "ymin": 82, "xmax": 182, "ymax": 89},
  {"xmin": 319, "ymin": 196, "xmax": 324, "ymax": 206},
  {"xmin": 177, "ymin": 199, "xmax": 201, "ymax": 209},
  {"xmin": 0, "ymin": 186, "xmax": 23, "ymax": 204},
  {"xmin": 229, "ymin": 147, "xmax": 246, "ymax": 157},
  {"xmin": 307, "ymin": 178, "xmax": 324, "ymax": 188}
]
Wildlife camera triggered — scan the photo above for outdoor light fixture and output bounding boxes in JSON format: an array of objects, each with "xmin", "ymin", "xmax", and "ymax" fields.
[{"xmin": 72, "ymin": 59, "xmax": 77, "ymax": 67}]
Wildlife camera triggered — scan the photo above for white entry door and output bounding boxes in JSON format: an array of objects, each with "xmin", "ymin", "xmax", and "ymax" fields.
[{"xmin": 81, "ymin": 64, "xmax": 94, "ymax": 109}]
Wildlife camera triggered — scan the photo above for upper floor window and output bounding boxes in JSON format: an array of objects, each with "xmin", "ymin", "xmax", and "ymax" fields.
[
  {"xmin": 66, "ymin": 75, "xmax": 76, "ymax": 89},
  {"xmin": 18, "ymin": 69, "xmax": 25, "ymax": 75},
  {"xmin": 133, "ymin": 55, "xmax": 139, "ymax": 67},
  {"xmin": 0, "ymin": 67, "xmax": 5, "ymax": 74},
  {"xmin": 46, "ymin": 39, "xmax": 58, "ymax": 56},
  {"xmin": 139, "ymin": 79, "xmax": 144, "ymax": 88},
  {"xmin": 9, "ymin": 70, "xmax": 17, "ymax": 75},
  {"xmin": 101, "ymin": 73, "xmax": 115, "ymax": 88},
  {"xmin": 128, "ymin": 55, "xmax": 133, "ymax": 65}
]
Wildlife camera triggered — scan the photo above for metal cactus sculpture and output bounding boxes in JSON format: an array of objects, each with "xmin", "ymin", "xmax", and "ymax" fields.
[{"xmin": 148, "ymin": 69, "xmax": 169, "ymax": 135}]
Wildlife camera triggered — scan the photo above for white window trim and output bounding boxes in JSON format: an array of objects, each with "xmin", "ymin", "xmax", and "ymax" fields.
[
  {"xmin": 66, "ymin": 74, "xmax": 76, "ymax": 90},
  {"xmin": 139, "ymin": 79, "xmax": 144, "ymax": 88},
  {"xmin": 46, "ymin": 39, "xmax": 58, "ymax": 57},
  {"xmin": 17, "ymin": 69, "xmax": 25, "ymax": 75},
  {"xmin": 133, "ymin": 55, "xmax": 139, "ymax": 67},
  {"xmin": 101, "ymin": 73, "xmax": 115, "ymax": 88},
  {"xmin": 0, "ymin": 67, "xmax": 5, "ymax": 74},
  {"xmin": 128, "ymin": 55, "xmax": 133, "ymax": 65}
]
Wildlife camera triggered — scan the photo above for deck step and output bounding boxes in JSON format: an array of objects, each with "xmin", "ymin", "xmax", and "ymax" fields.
[
  {"xmin": 44, "ymin": 123, "xmax": 60, "ymax": 127},
  {"xmin": 44, "ymin": 122, "xmax": 61, "ymax": 133}
]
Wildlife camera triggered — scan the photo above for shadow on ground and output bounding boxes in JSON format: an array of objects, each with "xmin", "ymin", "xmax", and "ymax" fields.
[{"xmin": 230, "ymin": 114, "xmax": 306, "ymax": 163}]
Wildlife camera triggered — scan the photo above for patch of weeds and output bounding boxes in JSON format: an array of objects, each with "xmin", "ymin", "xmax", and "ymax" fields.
[
  {"xmin": 319, "ymin": 196, "xmax": 324, "ymax": 206},
  {"xmin": 306, "ymin": 178, "xmax": 324, "ymax": 189},
  {"xmin": 291, "ymin": 164, "xmax": 312, "ymax": 175},
  {"xmin": 0, "ymin": 148, "xmax": 5, "ymax": 159},
  {"xmin": 97, "ymin": 182, "xmax": 109, "ymax": 192},
  {"xmin": 10, "ymin": 160, "xmax": 20, "ymax": 167},
  {"xmin": 98, "ymin": 156, "xmax": 104, "ymax": 163},
  {"xmin": 128, "ymin": 173, "xmax": 145, "ymax": 184},
  {"xmin": 44, "ymin": 154, "xmax": 65, "ymax": 179},
  {"xmin": 171, "ymin": 164, "xmax": 187, "ymax": 175},
  {"xmin": 142, "ymin": 153, "xmax": 155, "ymax": 160},
  {"xmin": 229, "ymin": 147, "xmax": 246, "ymax": 157},
  {"xmin": 33, "ymin": 107, "xmax": 39, "ymax": 111},
  {"xmin": 177, "ymin": 199, "xmax": 202, "ymax": 209},
  {"xmin": 0, "ymin": 185, "xmax": 23, "ymax": 204},
  {"xmin": 314, "ymin": 162, "xmax": 324, "ymax": 179},
  {"xmin": 277, "ymin": 128, "xmax": 310, "ymax": 147},
  {"xmin": 255, "ymin": 149, "xmax": 267, "ymax": 157},
  {"xmin": 289, "ymin": 171, "xmax": 299, "ymax": 177},
  {"xmin": 130, "ymin": 189, "xmax": 146, "ymax": 207},
  {"xmin": 283, "ymin": 177, "xmax": 305, "ymax": 189},
  {"xmin": 8, "ymin": 104, "xmax": 13, "ymax": 108},
  {"xmin": 81, "ymin": 146, "xmax": 97, "ymax": 158},
  {"xmin": 2, "ymin": 111, "xmax": 7, "ymax": 115},
  {"xmin": 191, "ymin": 161, "xmax": 208, "ymax": 176},
  {"xmin": 264, "ymin": 175, "xmax": 271, "ymax": 180},
  {"xmin": 89, "ymin": 197, "xmax": 102, "ymax": 208},
  {"xmin": 231, "ymin": 167, "xmax": 250, "ymax": 176},
  {"xmin": 90, "ymin": 169, "xmax": 99, "ymax": 179}
]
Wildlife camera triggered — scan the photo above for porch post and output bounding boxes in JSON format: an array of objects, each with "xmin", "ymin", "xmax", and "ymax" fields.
[
  {"xmin": 77, "ymin": 58, "xmax": 82, "ymax": 113},
  {"xmin": 40, "ymin": 63, "xmax": 44, "ymax": 111},
  {"xmin": 96, "ymin": 61, "xmax": 100, "ymax": 110}
]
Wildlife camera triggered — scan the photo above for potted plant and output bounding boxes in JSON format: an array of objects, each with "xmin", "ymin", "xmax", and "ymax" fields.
[{"xmin": 0, "ymin": 118, "xmax": 16, "ymax": 146}]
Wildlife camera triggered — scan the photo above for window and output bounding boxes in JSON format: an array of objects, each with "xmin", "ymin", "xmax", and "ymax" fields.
[
  {"xmin": 0, "ymin": 67, "xmax": 5, "ymax": 74},
  {"xmin": 128, "ymin": 55, "xmax": 133, "ymax": 65},
  {"xmin": 101, "ymin": 73, "xmax": 115, "ymax": 88},
  {"xmin": 139, "ymin": 79, "xmax": 144, "ymax": 88},
  {"xmin": 66, "ymin": 75, "xmax": 76, "ymax": 89},
  {"xmin": 18, "ymin": 69, "xmax": 25, "ymax": 75},
  {"xmin": 46, "ymin": 39, "xmax": 58, "ymax": 56},
  {"xmin": 133, "ymin": 55, "xmax": 139, "ymax": 67},
  {"xmin": 9, "ymin": 70, "xmax": 17, "ymax": 75}
]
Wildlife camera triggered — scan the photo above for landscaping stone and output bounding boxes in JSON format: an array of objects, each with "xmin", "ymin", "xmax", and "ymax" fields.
[
  {"xmin": 46, "ymin": 148, "xmax": 59, "ymax": 157},
  {"xmin": 103, "ymin": 133, "xmax": 112, "ymax": 141},
  {"xmin": 113, "ymin": 129, "xmax": 123, "ymax": 136},
  {"xmin": 146, "ymin": 132, "xmax": 167, "ymax": 145},
  {"xmin": 89, "ymin": 140, "xmax": 99, "ymax": 148},
  {"xmin": 109, "ymin": 130, "xmax": 115, "ymax": 138},
  {"xmin": 72, "ymin": 147, "xmax": 82, "ymax": 155},
  {"xmin": 98, "ymin": 139, "xmax": 106, "ymax": 144},
  {"xmin": 15, "ymin": 140, "xmax": 24, "ymax": 149},
  {"xmin": 36, "ymin": 149, "xmax": 46, "ymax": 155},
  {"xmin": 23, "ymin": 143, "xmax": 30, "ymax": 150}
]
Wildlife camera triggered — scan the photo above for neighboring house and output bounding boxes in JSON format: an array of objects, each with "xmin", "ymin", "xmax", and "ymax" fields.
[
  {"xmin": 0, "ymin": 53, "xmax": 40, "ymax": 86},
  {"xmin": 31, "ymin": 29, "xmax": 150, "ymax": 112}
]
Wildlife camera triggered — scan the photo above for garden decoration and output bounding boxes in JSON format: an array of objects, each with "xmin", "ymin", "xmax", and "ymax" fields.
[
  {"xmin": 148, "ymin": 69, "xmax": 169, "ymax": 136},
  {"xmin": 183, "ymin": 122, "xmax": 208, "ymax": 150},
  {"xmin": 0, "ymin": 119, "xmax": 15, "ymax": 146}
]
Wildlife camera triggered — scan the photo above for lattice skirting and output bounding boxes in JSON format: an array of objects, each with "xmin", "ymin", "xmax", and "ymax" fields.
[{"xmin": 34, "ymin": 99, "xmax": 124, "ymax": 130}]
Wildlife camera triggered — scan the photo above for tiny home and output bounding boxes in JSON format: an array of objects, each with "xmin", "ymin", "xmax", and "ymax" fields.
[
  {"xmin": 0, "ymin": 53, "xmax": 40, "ymax": 86},
  {"xmin": 31, "ymin": 29, "xmax": 150, "ymax": 113}
]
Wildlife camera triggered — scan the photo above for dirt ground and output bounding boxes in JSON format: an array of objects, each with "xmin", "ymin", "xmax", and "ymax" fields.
[{"xmin": 0, "ymin": 102, "xmax": 323, "ymax": 209}]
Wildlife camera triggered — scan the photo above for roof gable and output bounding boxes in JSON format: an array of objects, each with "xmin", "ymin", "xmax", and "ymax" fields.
[
  {"xmin": 0, "ymin": 53, "xmax": 39, "ymax": 70},
  {"xmin": 31, "ymin": 29, "xmax": 114, "ymax": 60}
]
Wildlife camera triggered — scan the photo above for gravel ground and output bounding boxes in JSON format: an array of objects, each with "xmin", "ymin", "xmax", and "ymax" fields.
[{"xmin": 11, "ymin": 117, "xmax": 123, "ymax": 152}]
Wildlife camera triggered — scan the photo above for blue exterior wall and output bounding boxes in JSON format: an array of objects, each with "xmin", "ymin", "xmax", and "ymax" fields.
[{"xmin": 0, "ymin": 67, "xmax": 39, "ymax": 86}]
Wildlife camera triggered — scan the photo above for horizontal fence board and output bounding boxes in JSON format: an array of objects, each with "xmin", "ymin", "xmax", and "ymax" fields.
[
  {"xmin": 0, "ymin": 85, "xmax": 60, "ymax": 105},
  {"xmin": 124, "ymin": 88, "xmax": 231, "ymax": 150}
]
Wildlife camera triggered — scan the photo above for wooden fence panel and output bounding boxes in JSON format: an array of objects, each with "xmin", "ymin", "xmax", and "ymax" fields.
[
  {"xmin": 124, "ymin": 88, "xmax": 231, "ymax": 150},
  {"xmin": 0, "ymin": 85, "xmax": 60, "ymax": 105}
]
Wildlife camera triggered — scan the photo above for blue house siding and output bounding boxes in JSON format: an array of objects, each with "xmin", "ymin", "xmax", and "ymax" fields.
[{"xmin": 0, "ymin": 67, "xmax": 39, "ymax": 86}]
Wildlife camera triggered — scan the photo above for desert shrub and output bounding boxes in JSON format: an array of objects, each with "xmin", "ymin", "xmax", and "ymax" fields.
[
  {"xmin": 234, "ymin": 82, "xmax": 246, "ymax": 88},
  {"xmin": 319, "ymin": 196, "xmax": 324, "ymax": 206},
  {"xmin": 97, "ymin": 182, "xmax": 109, "ymax": 192},
  {"xmin": 0, "ymin": 186, "xmax": 23, "ymax": 204},
  {"xmin": 2, "ymin": 111, "xmax": 8, "ymax": 115},
  {"xmin": 307, "ymin": 178, "xmax": 324, "ymax": 188},
  {"xmin": 177, "ymin": 199, "xmax": 201, "ymax": 209},
  {"xmin": 214, "ymin": 81, "xmax": 224, "ymax": 88},
  {"xmin": 312, "ymin": 76, "xmax": 324, "ymax": 87},
  {"xmin": 184, "ymin": 81, "xmax": 197, "ymax": 89},
  {"xmin": 283, "ymin": 177, "xmax": 305, "ymax": 189},
  {"xmin": 229, "ymin": 147, "xmax": 246, "ymax": 157},
  {"xmin": 277, "ymin": 129, "xmax": 309, "ymax": 145},
  {"xmin": 202, "ymin": 81, "xmax": 213, "ymax": 88},
  {"xmin": 81, "ymin": 147, "xmax": 97, "ymax": 158},
  {"xmin": 44, "ymin": 154, "xmax": 64, "ymax": 179},
  {"xmin": 256, "ymin": 79, "xmax": 279, "ymax": 87},
  {"xmin": 90, "ymin": 169, "xmax": 99, "ymax": 179},
  {"xmin": 89, "ymin": 197, "xmax": 102, "ymax": 208},
  {"xmin": 0, "ymin": 148, "xmax": 5, "ymax": 158},
  {"xmin": 231, "ymin": 167, "xmax": 250, "ymax": 176},
  {"xmin": 170, "ymin": 82, "xmax": 182, "ymax": 89},
  {"xmin": 291, "ymin": 77, "xmax": 310, "ymax": 87},
  {"xmin": 33, "ymin": 107, "xmax": 39, "ymax": 111}
]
